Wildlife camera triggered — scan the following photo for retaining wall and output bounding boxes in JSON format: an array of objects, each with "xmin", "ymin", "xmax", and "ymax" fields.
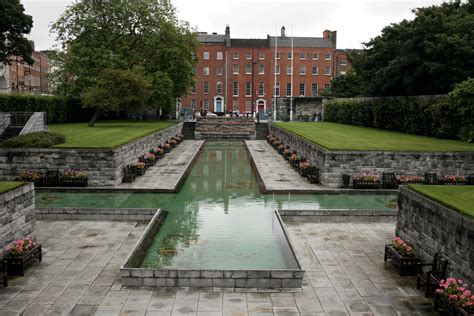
[
  {"xmin": 396, "ymin": 187, "xmax": 473, "ymax": 286},
  {"xmin": 0, "ymin": 123, "xmax": 183, "ymax": 186},
  {"xmin": 0, "ymin": 183, "xmax": 35, "ymax": 251},
  {"xmin": 269, "ymin": 124, "xmax": 474, "ymax": 188}
]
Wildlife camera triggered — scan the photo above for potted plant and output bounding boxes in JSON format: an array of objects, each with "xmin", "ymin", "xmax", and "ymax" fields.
[
  {"xmin": 133, "ymin": 162, "xmax": 146, "ymax": 176},
  {"xmin": 434, "ymin": 278, "xmax": 474, "ymax": 316},
  {"xmin": 443, "ymin": 175, "xmax": 467, "ymax": 186},
  {"xmin": 283, "ymin": 149, "xmax": 293, "ymax": 160},
  {"xmin": 398, "ymin": 175, "xmax": 424, "ymax": 185},
  {"xmin": 3, "ymin": 237, "xmax": 42, "ymax": 276},
  {"xmin": 155, "ymin": 147, "xmax": 164, "ymax": 159},
  {"xmin": 299, "ymin": 161, "xmax": 313, "ymax": 177},
  {"xmin": 15, "ymin": 171, "xmax": 43, "ymax": 187},
  {"xmin": 277, "ymin": 144, "xmax": 286, "ymax": 154},
  {"xmin": 272, "ymin": 139, "xmax": 281, "ymax": 149},
  {"xmin": 289, "ymin": 154, "xmax": 301, "ymax": 169},
  {"xmin": 163, "ymin": 143, "xmax": 171, "ymax": 153},
  {"xmin": 61, "ymin": 170, "xmax": 88, "ymax": 187},
  {"xmin": 353, "ymin": 174, "xmax": 380, "ymax": 189},
  {"xmin": 384, "ymin": 237, "xmax": 420, "ymax": 276},
  {"xmin": 267, "ymin": 136, "xmax": 276, "ymax": 144},
  {"xmin": 169, "ymin": 139, "xmax": 178, "ymax": 148},
  {"xmin": 145, "ymin": 153, "xmax": 156, "ymax": 166},
  {"xmin": 266, "ymin": 134, "xmax": 274, "ymax": 142}
]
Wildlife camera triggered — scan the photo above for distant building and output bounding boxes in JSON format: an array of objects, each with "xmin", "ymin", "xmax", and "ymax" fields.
[
  {"xmin": 0, "ymin": 45, "xmax": 51, "ymax": 94},
  {"xmin": 181, "ymin": 26, "xmax": 353, "ymax": 116}
]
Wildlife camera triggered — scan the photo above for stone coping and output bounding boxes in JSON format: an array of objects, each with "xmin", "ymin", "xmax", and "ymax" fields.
[
  {"xmin": 36, "ymin": 207, "xmax": 157, "ymax": 221},
  {"xmin": 0, "ymin": 182, "xmax": 32, "ymax": 201},
  {"xmin": 121, "ymin": 210, "xmax": 305, "ymax": 288},
  {"xmin": 271, "ymin": 124, "xmax": 474, "ymax": 154},
  {"xmin": 279, "ymin": 209, "xmax": 397, "ymax": 223}
]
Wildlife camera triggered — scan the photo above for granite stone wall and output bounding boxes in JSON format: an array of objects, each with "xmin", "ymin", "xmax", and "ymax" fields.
[
  {"xmin": 396, "ymin": 187, "xmax": 473, "ymax": 286},
  {"xmin": 0, "ymin": 183, "xmax": 35, "ymax": 251},
  {"xmin": 0, "ymin": 123, "xmax": 183, "ymax": 186},
  {"xmin": 269, "ymin": 124, "xmax": 474, "ymax": 188}
]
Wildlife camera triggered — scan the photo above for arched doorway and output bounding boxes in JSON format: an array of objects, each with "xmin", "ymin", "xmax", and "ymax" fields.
[
  {"xmin": 213, "ymin": 96, "xmax": 224, "ymax": 113},
  {"xmin": 256, "ymin": 98, "xmax": 266, "ymax": 117}
]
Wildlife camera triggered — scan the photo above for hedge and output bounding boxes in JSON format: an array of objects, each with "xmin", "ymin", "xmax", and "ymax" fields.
[
  {"xmin": 0, "ymin": 132, "xmax": 65, "ymax": 148},
  {"xmin": 0, "ymin": 94, "xmax": 92, "ymax": 124},
  {"xmin": 325, "ymin": 95, "xmax": 472, "ymax": 142}
]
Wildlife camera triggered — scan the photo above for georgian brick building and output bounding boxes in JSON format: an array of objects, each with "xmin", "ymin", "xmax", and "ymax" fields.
[{"xmin": 181, "ymin": 26, "xmax": 350, "ymax": 116}]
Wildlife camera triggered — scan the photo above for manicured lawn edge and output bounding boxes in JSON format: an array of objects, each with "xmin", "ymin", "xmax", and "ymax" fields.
[
  {"xmin": 50, "ymin": 121, "xmax": 177, "ymax": 149},
  {"xmin": 272, "ymin": 122, "xmax": 474, "ymax": 152},
  {"xmin": 408, "ymin": 185, "xmax": 474, "ymax": 219},
  {"xmin": 0, "ymin": 182, "xmax": 26, "ymax": 194}
]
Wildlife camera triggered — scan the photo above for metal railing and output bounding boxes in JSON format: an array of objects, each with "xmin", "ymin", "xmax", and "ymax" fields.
[{"xmin": 9, "ymin": 112, "xmax": 35, "ymax": 127}]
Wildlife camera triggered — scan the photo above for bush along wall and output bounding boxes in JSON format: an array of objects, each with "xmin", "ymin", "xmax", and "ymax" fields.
[
  {"xmin": 325, "ymin": 79, "xmax": 474, "ymax": 142},
  {"xmin": 0, "ymin": 94, "xmax": 92, "ymax": 124}
]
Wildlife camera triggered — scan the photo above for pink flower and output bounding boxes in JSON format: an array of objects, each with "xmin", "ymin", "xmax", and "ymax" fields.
[{"xmin": 449, "ymin": 294, "xmax": 457, "ymax": 301}]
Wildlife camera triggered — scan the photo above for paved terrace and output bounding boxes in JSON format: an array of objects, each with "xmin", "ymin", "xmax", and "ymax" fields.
[
  {"xmin": 246, "ymin": 140, "xmax": 324, "ymax": 193},
  {"xmin": 118, "ymin": 140, "xmax": 204, "ymax": 192},
  {"xmin": 0, "ymin": 220, "xmax": 435, "ymax": 316}
]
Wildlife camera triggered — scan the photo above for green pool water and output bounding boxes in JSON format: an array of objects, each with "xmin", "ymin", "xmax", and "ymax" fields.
[{"xmin": 36, "ymin": 141, "xmax": 397, "ymax": 269}]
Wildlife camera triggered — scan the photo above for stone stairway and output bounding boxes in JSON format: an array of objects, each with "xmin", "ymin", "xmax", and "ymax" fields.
[
  {"xmin": 256, "ymin": 123, "xmax": 269, "ymax": 140},
  {"xmin": 182, "ymin": 122, "xmax": 196, "ymax": 140},
  {"xmin": 194, "ymin": 117, "xmax": 256, "ymax": 140}
]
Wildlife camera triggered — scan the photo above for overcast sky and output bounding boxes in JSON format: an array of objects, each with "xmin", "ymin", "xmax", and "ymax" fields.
[{"xmin": 22, "ymin": 0, "xmax": 447, "ymax": 51}]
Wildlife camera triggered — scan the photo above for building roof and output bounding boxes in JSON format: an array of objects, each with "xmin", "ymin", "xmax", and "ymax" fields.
[
  {"xmin": 269, "ymin": 36, "xmax": 334, "ymax": 48},
  {"xmin": 230, "ymin": 39, "xmax": 269, "ymax": 48},
  {"xmin": 197, "ymin": 34, "xmax": 226, "ymax": 43}
]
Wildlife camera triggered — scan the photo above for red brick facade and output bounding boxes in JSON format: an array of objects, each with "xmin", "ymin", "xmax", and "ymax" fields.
[{"xmin": 181, "ymin": 26, "xmax": 345, "ymax": 115}]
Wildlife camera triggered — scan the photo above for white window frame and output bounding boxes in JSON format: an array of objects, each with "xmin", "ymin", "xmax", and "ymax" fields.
[
  {"xmin": 299, "ymin": 83, "xmax": 305, "ymax": 96},
  {"xmin": 287, "ymin": 52, "xmax": 293, "ymax": 60},
  {"xmin": 324, "ymin": 66, "xmax": 331, "ymax": 76},
  {"xmin": 258, "ymin": 82, "xmax": 264, "ymax": 97},
  {"xmin": 300, "ymin": 52, "xmax": 306, "ymax": 60},
  {"xmin": 203, "ymin": 81, "xmax": 209, "ymax": 94},
  {"xmin": 216, "ymin": 66, "xmax": 223, "ymax": 76},
  {"xmin": 274, "ymin": 64, "xmax": 280, "ymax": 75},
  {"xmin": 287, "ymin": 65, "xmax": 292, "ymax": 75},
  {"xmin": 312, "ymin": 52, "xmax": 319, "ymax": 60},
  {"xmin": 246, "ymin": 64, "xmax": 252, "ymax": 74},
  {"xmin": 246, "ymin": 52, "xmax": 252, "ymax": 60},
  {"xmin": 233, "ymin": 52, "xmax": 239, "ymax": 60},
  {"xmin": 325, "ymin": 52, "xmax": 332, "ymax": 60},
  {"xmin": 274, "ymin": 52, "xmax": 280, "ymax": 59},
  {"xmin": 217, "ymin": 52, "xmax": 223, "ymax": 60},
  {"xmin": 340, "ymin": 60, "xmax": 347, "ymax": 66},
  {"xmin": 191, "ymin": 99, "xmax": 196, "ymax": 110},
  {"xmin": 311, "ymin": 83, "xmax": 318, "ymax": 97},
  {"xmin": 203, "ymin": 67, "xmax": 209, "ymax": 76},
  {"xmin": 233, "ymin": 64, "xmax": 239, "ymax": 75},
  {"xmin": 274, "ymin": 83, "xmax": 280, "ymax": 96},
  {"xmin": 203, "ymin": 100, "xmax": 209, "ymax": 109},
  {"xmin": 312, "ymin": 66, "xmax": 318, "ymax": 76},
  {"xmin": 299, "ymin": 66, "xmax": 306, "ymax": 75},
  {"xmin": 203, "ymin": 52, "xmax": 210, "ymax": 60},
  {"xmin": 216, "ymin": 82, "xmax": 223, "ymax": 94},
  {"xmin": 245, "ymin": 81, "xmax": 252, "ymax": 97},
  {"xmin": 233, "ymin": 81, "xmax": 239, "ymax": 96},
  {"xmin": 258, "ymin": 64, "xmax": 265, "ymax": 75},
  {"xmin": 286, "ymin": 83, "xmax": 292, "ymax": 96},
  {"xmin": 259, "ymin": 52, "xmax": 265, "ymax": 60}
]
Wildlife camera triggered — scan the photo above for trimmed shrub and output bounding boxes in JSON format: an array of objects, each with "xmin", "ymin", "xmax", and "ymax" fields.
[
  {"xmin": 0, "ymin": 95, "xmax": 91, "ymax": 124},
  {"xmin": 0, "ymin": 132, "xmax": 66, "ymax": 148}
]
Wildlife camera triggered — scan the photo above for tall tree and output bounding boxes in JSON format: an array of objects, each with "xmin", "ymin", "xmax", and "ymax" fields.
[
  {"xmin": 352, "ymin": 0, "xmax": 474, "ymax": 96},
  {"xmin": 0, "ymin": 0, "xmax": 34, "ymax": 65},
  {"xmin": 329, "ymin": 70, "xmax": 363, "ymax": 97},
  {"xmin": 51, "ymin": 0, "xmax": 198, "ymax": 124}
]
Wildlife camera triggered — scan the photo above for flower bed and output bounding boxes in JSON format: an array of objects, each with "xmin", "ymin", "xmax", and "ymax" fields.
[
  {"xmin": 3, "ymin": 237, "xmax": 42, "ymax": 276},
  {"xmin": 353, "ymin": 175, "xmax": 380, "ymax": 189},
  {"xmin": 399, "ymin": 175, "xmax": 424, "ymax": 185},
  {"xmin": 434, "ymin": 278, "xmax": 474, "ymax": 315},
  {"xmin": 61, "ymin": 170, "xmax": 88, "ymax": 187},
  {"xmin": 443, "ymin": 175, "xmax": 467, "ymax": 186},
  {"xmin": 15, "ymin": 171, "xmax": 43, "ymax": 187},
  {"xmin": 384, "ymin": 237, "xmax": 420, "ymax": 276}
]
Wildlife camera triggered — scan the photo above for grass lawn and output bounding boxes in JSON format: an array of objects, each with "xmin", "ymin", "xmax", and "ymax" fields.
[
  {"xmin": 0, "ymin": 182, "xmax": 25, "ymax": 194},
  {"xmin": 273, "ymin": 122, "xmax": 474, "ymax": 152},
  {"xmin": 50, "ymin": 120, "xmax": 176, "ymax": 148},
  {"xmin": 409, "ymin": 185, "xmax": 474, "ymax": 218}
]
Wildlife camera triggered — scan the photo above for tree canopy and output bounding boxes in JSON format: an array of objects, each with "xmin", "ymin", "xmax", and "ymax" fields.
[
  {"xmin": 0, "ymin": 0, "xmax": 34, "ymax": 65},
  {"xmin": 329, "ymin": 70, "xmax": 363, "ymax": 97},
  {"xmin": 51, "ymin": 0, "xmax": 198, "ymax": 124},
  {"xmin": 352, "ymin": 0, "xmax": 474, "ymax": 96}
]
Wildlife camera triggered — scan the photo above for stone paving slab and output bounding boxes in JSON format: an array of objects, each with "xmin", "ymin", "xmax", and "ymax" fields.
[
  {"xmin": 0, "ymin": 220, "xmax": 438, "ymax": 315},
  {"xmin": 245, "ymin": 140, "xmax": 324, "ymax": 193},
  {"xmin": 119, "ymin": 140, "xmax": 204, "ymax": 192}
]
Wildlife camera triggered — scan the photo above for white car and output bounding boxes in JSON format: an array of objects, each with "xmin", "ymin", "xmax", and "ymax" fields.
[{"xmin": 206, "ymin": 112, "xmax": 218, "ymax": 117}]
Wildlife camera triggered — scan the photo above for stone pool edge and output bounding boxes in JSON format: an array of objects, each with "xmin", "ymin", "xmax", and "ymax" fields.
[{"xmin": 120, "ymin": 209, "xmax": 305, "ymax": 289}]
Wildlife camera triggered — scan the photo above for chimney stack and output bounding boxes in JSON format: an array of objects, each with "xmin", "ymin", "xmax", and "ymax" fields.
[
  {"xmin": 225, "ymin": 25, "xmax": 231, "ymax": 47},
  {"xmin": 281, "ymin": 26, "xmax": 286, "ymax": 38},
  {"xmin": 323, "ymin": 30, "xmax": 337, "ymax": 47}
]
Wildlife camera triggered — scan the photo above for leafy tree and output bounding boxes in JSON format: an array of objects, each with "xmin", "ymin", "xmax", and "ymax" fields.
[
  {"xmin": 329, "ymin": 70, "xmax": 363, "ymax": 97},
  {"xmin": 353, "ymin": 0, "xmax": 474, "ymax": 96},
  {"xmin": 51, "ymin": 0, "xmax": 198, "ymax": 123},
  {"xmin": 0, "ymin": 0, "xmax": 34, "ymax": 65}
]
